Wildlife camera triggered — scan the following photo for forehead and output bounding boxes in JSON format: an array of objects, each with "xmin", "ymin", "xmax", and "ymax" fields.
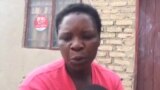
[{"xmin": 60, "ymin": 13, "xmax": 94, "ymax": 28}]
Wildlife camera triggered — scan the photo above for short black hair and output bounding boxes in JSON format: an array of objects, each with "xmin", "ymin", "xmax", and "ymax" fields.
[
  {"xmin": 82, "ymin": 84, "xmax": 107, "ymax": 90},
  {"xmin": 55, "ymin": 3, "xmax": 101, "ymax": 34}
]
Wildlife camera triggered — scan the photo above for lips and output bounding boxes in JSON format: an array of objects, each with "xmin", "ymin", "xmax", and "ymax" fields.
[{"xmin": 70, "ymin": 56, "xmax": 87, "ymax": 65}]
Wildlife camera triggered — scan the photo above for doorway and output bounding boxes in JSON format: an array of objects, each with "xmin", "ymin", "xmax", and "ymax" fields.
[{"xmin": 136, "ymin": 0, "xmax": 160, "ymax": 90}]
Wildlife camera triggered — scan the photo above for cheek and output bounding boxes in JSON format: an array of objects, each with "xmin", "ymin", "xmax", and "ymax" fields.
[
  {"xmin": 86, "ymin": 39, "xmax": 100, "ymax": 57},
  {"xmin": 90, "ymin": 38, "xmax": 100, "ymax": 49},
  {"xmin": 58, "ymin": 40, "xmax": 70, "ymax": 60},
  {"xmin": 90, "ymin": 44, "xmax": 99, "ymax": 55}
]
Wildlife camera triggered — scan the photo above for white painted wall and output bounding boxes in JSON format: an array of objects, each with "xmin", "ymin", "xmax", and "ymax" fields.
[{"xmin": 0, "ymin": 0, "xmax": 61, "ymax": 90}]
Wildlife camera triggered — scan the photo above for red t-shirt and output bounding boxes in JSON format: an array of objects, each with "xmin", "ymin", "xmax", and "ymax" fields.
[{"xmin": 19, "ymin": 59, "xmax": 123, "ymax": 90}]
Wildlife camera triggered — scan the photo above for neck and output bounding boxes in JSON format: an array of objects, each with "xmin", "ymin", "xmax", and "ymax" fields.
[{"xmin": 65, "ymin": 65, "xmax": 92, "ymax": 80}]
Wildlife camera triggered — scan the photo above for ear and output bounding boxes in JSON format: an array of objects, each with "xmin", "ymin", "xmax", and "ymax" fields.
[
  {"xmin": 98, "ymin": 40, "xmax": 100, "ymax": 47},
  {"xmin": 98, "ymin": 35, "xmax": 100, "ymax": 47}
]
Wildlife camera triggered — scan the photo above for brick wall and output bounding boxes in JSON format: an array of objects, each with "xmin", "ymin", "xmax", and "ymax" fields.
[{"xmin": 84, "ymin": 0, "xmax": 136, "ymax": 90}]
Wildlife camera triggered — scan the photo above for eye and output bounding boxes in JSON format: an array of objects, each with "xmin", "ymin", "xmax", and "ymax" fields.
[
  {"xmin": 82, "ymin": 33, "xmax": 96, "ymax": 40},
  {"xmin": 59, "ymin": 34, "xmax": 72, "ymax": 42}
]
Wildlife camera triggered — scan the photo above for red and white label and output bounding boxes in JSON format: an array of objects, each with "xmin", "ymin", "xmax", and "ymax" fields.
[{"xmin": 34, "ymin": 16, "xmax": 48, "ymax": 31}]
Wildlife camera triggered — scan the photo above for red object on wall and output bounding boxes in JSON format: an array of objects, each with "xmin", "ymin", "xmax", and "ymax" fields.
[{"xmin": 34, "ymin": 16, "xmax": 48, "ymax": 31}]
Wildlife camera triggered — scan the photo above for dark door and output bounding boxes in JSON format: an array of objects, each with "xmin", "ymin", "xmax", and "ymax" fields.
[{"xmin": 137, "ymin": 0, "xmax": 160, "ymax": 90}]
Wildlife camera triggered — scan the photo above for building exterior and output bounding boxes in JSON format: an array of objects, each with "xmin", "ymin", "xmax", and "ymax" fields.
[
  {"xmin": 88, "ymin": 0, "xmax": 135, "ymax": 90},
  {"xmin": 0, "ymin": 0, "xmax": 135, "ymax": 90}
]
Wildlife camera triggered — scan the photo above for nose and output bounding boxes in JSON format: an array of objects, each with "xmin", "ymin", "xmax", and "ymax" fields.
[{"xmin": 70, "ymin": 38, "xmax": 84, "ymax": 51}]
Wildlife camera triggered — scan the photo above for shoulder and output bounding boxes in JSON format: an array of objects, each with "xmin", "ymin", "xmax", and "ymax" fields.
[
  {"xmin": 92, "ymin": 62, "xmax": 123, "ymax": 89},
  {"xmin": 92, "ymin": 62, "xmax": 121, "ymax": 80},
  {"xmin": 19, "ymin": 59, "xmax": 64, "ymax": 87}
]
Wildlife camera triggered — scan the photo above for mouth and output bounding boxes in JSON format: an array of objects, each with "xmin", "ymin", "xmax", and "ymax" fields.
[{"xmin": 70, "ymin": 56, "xmax": 87, "ymax": 65}]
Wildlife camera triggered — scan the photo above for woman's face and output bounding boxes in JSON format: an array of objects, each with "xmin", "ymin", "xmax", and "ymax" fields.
[{"xmin": 58, "ymin": 13, "xmax": 100, "ymax": 71}]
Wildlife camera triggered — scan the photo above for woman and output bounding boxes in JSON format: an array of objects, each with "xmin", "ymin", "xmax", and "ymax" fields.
[{"xmin": 19, "ymin": 4, "xmax": 123, "ymax": 90}]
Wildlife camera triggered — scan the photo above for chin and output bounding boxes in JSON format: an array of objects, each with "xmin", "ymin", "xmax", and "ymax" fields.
[{"xmin": 70, "ymin": 63, "xmax": 91, "ymax": 72}]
